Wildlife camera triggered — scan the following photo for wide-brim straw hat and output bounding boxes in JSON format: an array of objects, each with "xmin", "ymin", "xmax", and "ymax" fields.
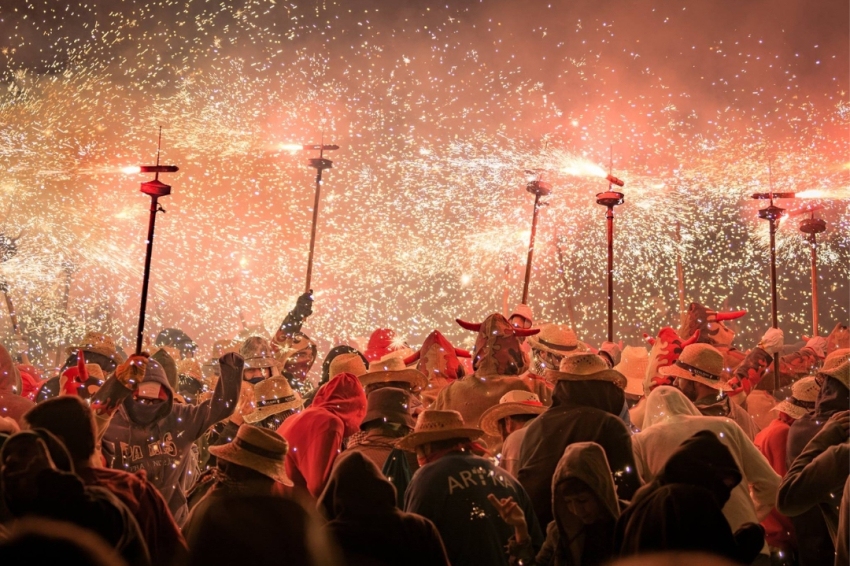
[
  {"xmin": 772, "ymin": 375, "xmax": 820, "ymax": 420},
  {"xmin": 329, "ymin": 352, "xmax": 368, "ymax": 379},
  {"xmin": 527, "ymin": 323, "xmax": 580, "ymax": 356},
  {"xmin": 819, "ymin": 348, "xmax": 850, "ymax": 388},
  {"xmin": 478, "ymin": 390, "xmax": 545, "ymax": 437},
  {"xmin": 244, "ymin": 377, "xmax": 303, "ymax": 424},
  {"xmin": 544, "ymin": 353, "xmax": 627, "ymax": 389},
  {"xmin": 208, "ymin": 426, "xmax": 293, "ymax": 486},
  {"xmin": 614, "ymin": 345, "xmax": 650, "ymax": 396},
  {"xmin": 396, "ymin": 410, "xmax": 484, "ymax": 452},
  {"xmin": 65, "ymin": 332, "xmax": 118, "ymax": 359},
  {"xmin": 658, "ymin": 343, "xmax": 732, "ymax": 392},
  {"xmin": 361, "ymin": 355, "xmax": 428, "ymax": 390}
]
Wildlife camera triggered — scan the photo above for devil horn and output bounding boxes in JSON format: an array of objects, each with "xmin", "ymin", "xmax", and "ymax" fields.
[
  {"xmin": 403, "ymin": 351, "xmax": 421, "ymax": 366},
  {"xmin": 682, "ymin": 329, "xmax": 700, "ymax": 347},
  {"xmin": 77, "ymin": 349, "xmax": 88, "ymax": 381},
  {"xmin": 715, "ymin": 310, "xmax": 747, "ymax": 322},
  {"xmin": 454, "ymin": 348, "xmax": 471, "ymax": 358},
  {"xmin": 456, "ymin": 319, "xmax": 482, "ymax": 332},
  {"xmin": 643, "ymin": 333, "xmax": 656, "ymax": 346},
  {"xmin": 514, "ymin": 327, "xmax": 541, "ymax": 337}
]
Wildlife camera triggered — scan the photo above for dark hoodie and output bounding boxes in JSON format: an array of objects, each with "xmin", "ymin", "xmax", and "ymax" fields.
[
  {"xmin": 318, "ymin": 451, "xmax": 449, "ymax": 566},
  {"xmin": 785, "ymin": 375, "xmax": 849, "ymax": 566},
  {"xmin": 615, "ymin": 431, "xmax": 763, "ymax": 564},
  {"xmin": 518, "ymin": 380, "xmax": 639, "ymax": 527},
  {"xmin": 277, "ymin": 372, "xmax": 367, "ymax": 498},
  {"xmin": 102, "ymin": 357, "xmax": 241, "ymax": 526}
]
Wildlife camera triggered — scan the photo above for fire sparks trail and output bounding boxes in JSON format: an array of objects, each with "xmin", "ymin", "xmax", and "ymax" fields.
[{"xmin": 0, "ymin": 0, "xmax": 847, "ymax": 368}]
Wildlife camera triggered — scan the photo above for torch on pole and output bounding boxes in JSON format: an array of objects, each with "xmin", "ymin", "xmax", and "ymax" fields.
[
  {"xmin": 303, "ymin": 143, "xmax": 338, "ymax": 295},
  {"xmin": 795, "ymin": 206, "xmax": 826, "ymax": 337},
  {"xmin": 521, "ymin": 171, "xmax": 551, "ymax": 304},
  {"xmin": 133, "ymin": 131, "xmax": 178, "ymax": 355},
  {"xmin": 596, "ymin": 172, "xmax": 625, "ymax": 343}
]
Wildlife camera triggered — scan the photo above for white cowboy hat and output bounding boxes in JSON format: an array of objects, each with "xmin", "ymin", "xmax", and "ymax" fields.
[
  {"xmin": 614, "ymin": 346, "xmax": 650, "ymax": 396},
  {"xmin": 396, "ymin": 410, "xmax": 483, "ymax": 452},
  {"xmin": 772, "ymin": 375, "xmax": 820, "ymax": 420},
  {"xmin": 361, "ymin": 355, "xmax": 428, "ymax": 390},
  {"xmin": 243, "ymin": 377, "xmax": 303, "ymax": 424},
  {"xmin": 527, "ymin": 323, "xmax": 580, "ymax": 356},
  {"xmin": 478, "ymin": 390, "xmax": 545, "ymax": 437},
  {"xmin": 544, "ymin": 353, "xmax": 626, "ymax": 389},
  {"xmin": 658, "ymin": 343, "xmax": 732, "ymax": 392}
]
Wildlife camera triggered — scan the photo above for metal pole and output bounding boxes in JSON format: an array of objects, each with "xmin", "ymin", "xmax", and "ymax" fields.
[
  {"xmin": 521, "ymin": 192, "xmax": 541, "ymax": 304},
  {"xmin": 136, "ymin": 195, "xmax": 160, "ymax": 354},
  {"xmin": 606, "ymin": 205, "xmax": 614, "ymax": 343},
  {"xmin": 768, "ymin": 216, "xmax": 780, "ymax": 393},
  {"xmin": 810, "ymin": 234, "xmax": 819, "ymax": 337},
  {"xmin": 304, "ymin": 169, "xmax": 322, "ymax": 295},
  {"xmin": 675, "ymin": 222, "xmax": 687, "ymax": 329}
]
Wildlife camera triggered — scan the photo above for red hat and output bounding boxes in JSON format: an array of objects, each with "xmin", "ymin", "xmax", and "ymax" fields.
[{"xmin": 364, "ymin": 328, "xmax": 398, "ymax": 362}]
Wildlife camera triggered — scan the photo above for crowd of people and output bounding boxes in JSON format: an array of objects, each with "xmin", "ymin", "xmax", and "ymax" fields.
[{"xmin": 0, "ymin": 293, "xmax": 847, "ymax": 566}]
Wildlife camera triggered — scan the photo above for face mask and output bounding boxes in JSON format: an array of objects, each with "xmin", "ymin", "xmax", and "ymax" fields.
[{"xmin": 126, "ymin": 399, "xmax": 165, "ymax": 426}]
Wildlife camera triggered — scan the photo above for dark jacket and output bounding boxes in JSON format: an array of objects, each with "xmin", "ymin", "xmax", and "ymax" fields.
[
  {"xmin": 102, "ymin": 358, "xmax": 241, "ymax": 525},
  {"xmin": 518, "ymin": 380, "xmax": 640, "ymax": 527},
  {"xmin": 615, "ymin": 430, "xmax": 762, "ymax": 564},
  {"xmin": 785, "ymin": 376, "xmax": 849, "ymax": 566},
  {"xmin": 405, "ymin": 450, "xmax": 543, "ymax": 566},
  {"xmin": 319, "ymin": 451, "xmax": 449, "ymax": 566}
]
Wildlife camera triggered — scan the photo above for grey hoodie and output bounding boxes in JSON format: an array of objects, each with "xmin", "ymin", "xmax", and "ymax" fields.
[{"xmin": 102, "ymin": 358, "xmax": 241, "ymax": 525}]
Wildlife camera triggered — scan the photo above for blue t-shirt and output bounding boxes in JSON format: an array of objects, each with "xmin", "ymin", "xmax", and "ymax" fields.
[{"xmin": 404, "ymin": 451, "xmax": 543, "ymax": 566}]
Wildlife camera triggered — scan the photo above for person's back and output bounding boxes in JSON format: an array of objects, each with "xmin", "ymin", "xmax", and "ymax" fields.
[
  {"xmin": 519, "ymin": 376, "xmax": 639, "ymax": 527},
  {"xmin": 319, "ymin": 451, "xmax": 449, "ymax": 566},
  {"xmin": 406, "ymin": 450, "xmax": 540, "ymax": 566}
]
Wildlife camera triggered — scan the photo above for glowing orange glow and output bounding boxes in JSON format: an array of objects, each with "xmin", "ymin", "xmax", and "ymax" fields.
[
  {"xmin": 120, "ymin": 166, "xmax": 141, "ymax": 175},
  {"xmin": 279, "ymin": 143, "xmax": 304, "ymax": 152},
  {"xmin": 559, "ymin": 158, "xmax": 608, "ymax": 179}
]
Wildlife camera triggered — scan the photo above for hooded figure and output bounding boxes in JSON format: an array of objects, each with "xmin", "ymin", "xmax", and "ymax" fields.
[
  {"xmin": 101, "ymin": 353, "xmax": 242, "ymax": 526},
  {"xmin": 784, "ymin": 349, "xmax": 850, "ymax": 566},
  {"xmin": 518, "ymin": 354, "xmax": 640, "ymax": 528},
  {"xmin": 0, "ymin": 342, "xmax": 32, "ymax": 424},
  {"xmin": 631, "ymin": 386, "xmax": 779, "ymax": 555},
  {"xmin": 404, "ymin": 330, "xmax": 470, "ymax": 407},
  {"xmin": 508, "ymin": 442, "xmax": 622, "ymax": 566},
  {"xmin": 277, "ymin": 372, "xmax": 367, "ymax": 498},
  {"xmin": 432, "ymin": 314, "xmax": 537, "ymax": 450},
  {"xmin": 616, "ymin": 431, "xmax": 764, "ymax": 564},
  {"xmin": 318, "ymin": 451, "xmax": 449, "ymax": 566}
]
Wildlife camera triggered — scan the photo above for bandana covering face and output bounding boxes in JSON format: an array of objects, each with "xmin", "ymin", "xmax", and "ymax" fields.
[{"xmin": 471, "ymin": 314, "xmax": 530, "ymax": 377}]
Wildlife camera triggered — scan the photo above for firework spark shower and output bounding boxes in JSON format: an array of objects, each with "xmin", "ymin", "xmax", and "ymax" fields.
[{"xmin": 0, "ymin": 0, "xmax": 847, "ymax": 365}]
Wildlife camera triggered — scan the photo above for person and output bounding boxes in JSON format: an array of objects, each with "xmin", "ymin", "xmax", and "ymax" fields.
[
  {"xmin": 22, "ymin": 396, "xmax": 188, "ymax": 565},
  {"xmin": 403, "ymin": 329, "xmax": 470, "ymax": 407},
  {"xmin": 240, "ymin": 336, "xmax": 281, "ymax": 385},
  {"xmin": 0, "ymin": 342, "xmax": 33, "ymax": 424},
  {"xmin": 363, "ymin": 328, "xmax": 406, "ymax": 363},
  {"xmin": 433, "ymin": 314, "xmax": 538, "ymax": 449},
  {"xmin": 155, "ymin": 328, "xmax": 198, "ymax": 359},
  {"xmin": 631, "ymin": 386, "xmax": 779, "ymax": 558},
  {"xmin": 677, "ymin": 302, "xmax": 749, "ymax": 375},
  {"xmin": 175, "ymin": 358, "xmax": 205, "ymax": 405},
  {"xmin": 184, "ymin": 425, "xmax": 293, "ymax": 542},
  {"xmin": 616, "ymin": 431, "xmax": 765, "ymax": 565},
  {"xmin": 277, "ymin": 371, "xmax": 366, "ymax": 498},
  {"xmin": 730, "ymin": 327, "xmax": 827, "ymax": 395},
  {"xmin": 753, "ymin": 376, "xmax": 819, "ymax": 559},
  {"xmin": 36, "ymin": 331, "xmax": 125, "ymax": 403},
  {"xmin": 778, "ymin": 410, "xmax": 849, "ymax": 564},
  {"xmin": 491, "ymin": 441, "xmax": 623, "ymax": 566},
  {"xmin": 478, "ymin": 390, "xmax": 545, "ymax": 477},
  {"xmin": 360, "ymin": 355, "xmax": 428, "ymax": 396},
  {"xmin": 186, "ymin": 495, "xmax": 342, "ymax": 566},
  {"xmin": 784, "ymin": 347, "xmax": 849, "ymax": 566},
  {"xmin": 401, "ymin": 410, "xmax": 543, "ymax": 566},
  {"xmin": 243, "ymin": 375, "xmax": 304, "ymax": 430},
  {"xmin": 271, "ymin": 291, "xmax": 318, "ymax": 395},
  {"xmin": 518, "ymin": 353, "xmax": 640, "ymax": 528},
  {"xmin": 346, "ymin": 386, "xmax": 416, "ymax": 472},
  {"xmin": 303, "ymin": 349, "xmax": 368, "ymax": 409},
  {"xmin": 318, "ymin": 451, "xmax": 449, "ymax": 566},
  {"xmin": 0, "ymin": 430, "xmax": 151, "ymax": 566},
  {"xmin": 101, "ymin": 353, "xmax": 242, "ymax": 525},
  {"xmin": 0, "ymin": 518, "xmax": 128, "ymax": 566},
  {"xmin": 523, "ymin": 323, "xmax": 583, "ymax": 407},
  {"xmin": 663, "ymin": 343, "xmax": 758, "ymax": 439},
  {"xmin": 613, "ymin": 346, "xmax": 649, "ymax": 410}
]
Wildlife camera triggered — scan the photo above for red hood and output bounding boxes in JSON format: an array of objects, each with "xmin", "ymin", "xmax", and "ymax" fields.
[
  {"xmin": 0, "ymin": 343, "xmax": 21, "ymax": 395},
  {"xmin": 311, "ymin": 372, "xmax": 367, "ymax": 437},
  {"xmin": 405, "ymin": 329, "xmax": 469, "ymax": 382}
]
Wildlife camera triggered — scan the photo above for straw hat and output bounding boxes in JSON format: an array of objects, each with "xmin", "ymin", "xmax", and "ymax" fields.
[
  {"xmin": 329, "ymin": 352, "xmax": 368, "ymax": 379},
  {"xmin": 176, "ymin": 359, "xmax": 203, "ymax": 382},
  {"xmin": 544, "ymin": 353, "xmax": 627, "ymax": 389},
  {"xmin": 243, "ymin": 377, "xmax": 304, "ymax": 424},
  {"xmin": 614, "ymin": 346, "xmax": 650, "ymax": 396},
  {"xmin": 527, "ymin": 324, "xmax": 580, "ymax": 356},
  {"xmin": 396, "ymin": 410, "xmax": 483, "ymax": 451},
  {"xmin": 772, "ymin": 376, "xmax": 819, "ymax": 420},
  {"xmin": 361, "ymin": 355, "xmax": 428, "ymax": 390},
  {"xmin": 658, "ymin": 343, "xmax": 732, "ymax": 392},
  {"xmin": 819, "ymin": 348, "xmax": 850, "ymax": 388},
  {"xmin": 478, "ymin": 390, "xmax": 545, "ymax": 437},
  {"xmin": 65, "ymin": 332, "xmax": 118, "ymax": 358},
  {"xmin": 240, "ymin": 337, "xmax": 277, "ymax": 369},
  {"xmin": 208, "ymin": 426, "xmax": 292, "ymax": 486}
]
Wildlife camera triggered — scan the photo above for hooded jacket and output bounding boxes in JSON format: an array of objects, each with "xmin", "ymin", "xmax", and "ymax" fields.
[
  {"xmin": 616, "ymin": 430, "xmax": 763, "ymax": 564},
  {"xmin": 318, "ymin": 451, "xmax": 449, "ymax": 566},
  {"xmin": 518, "ymin": 379, "xmax": 639, "ymax": 528},
  {"xmin": 785, "ymin": 376, "xmax": 849, "ymax": 566},
  {"xmin": 0, "ymin": 343, "xmax": 33, "ymax": 424},
  {"xmin": 631, "ymin": 387, "xmax": 779, "ymax": 542},
  {"xmin": 102, "ymin": 358, "xmax": 241, "ymax": 526},
  {"xmin": 277, "ymin": 372, "xmax": 366, "ymax": 498}
]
